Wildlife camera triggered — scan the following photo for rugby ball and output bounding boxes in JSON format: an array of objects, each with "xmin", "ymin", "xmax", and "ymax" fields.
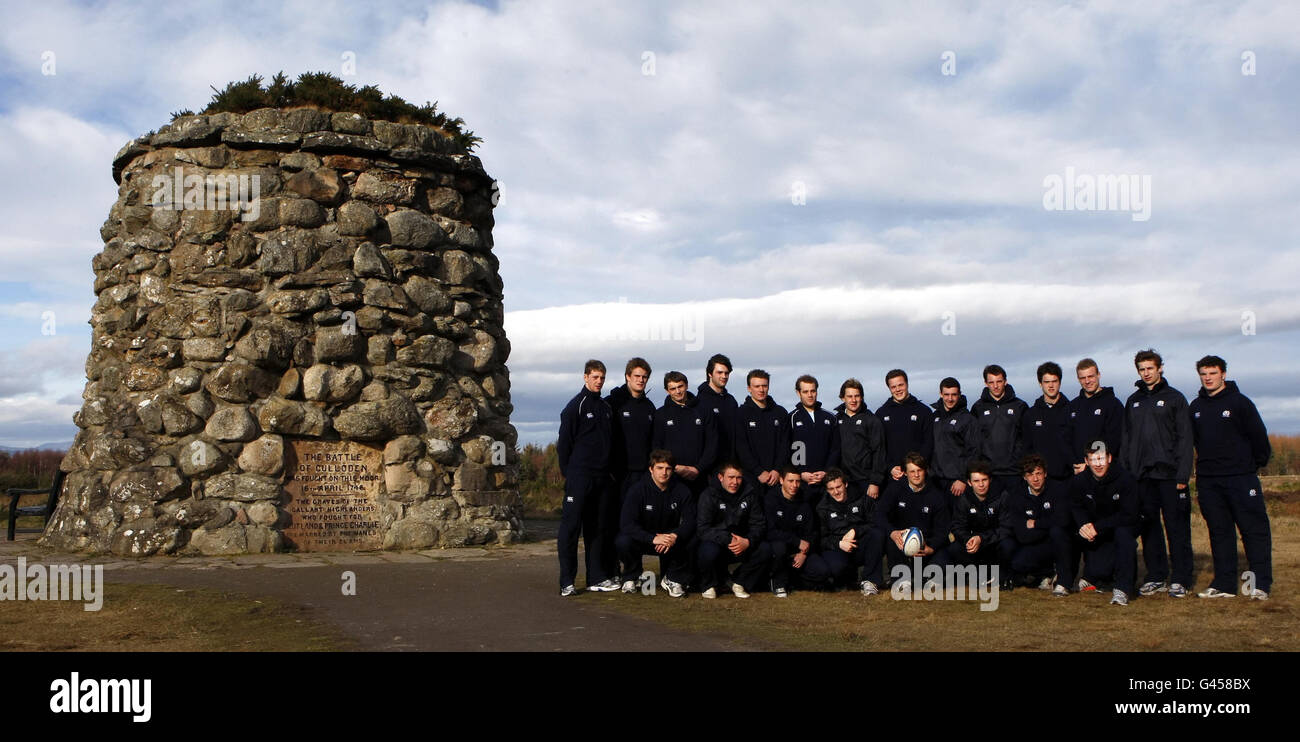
[{"xmin": 902, "ymin": 527, "xmax": 924, "ymax": 557}]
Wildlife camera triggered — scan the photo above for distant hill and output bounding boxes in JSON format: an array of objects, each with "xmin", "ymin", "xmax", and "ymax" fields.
[{"xmin": 0, "ymin": 441, "xmax": 72, "ymax": 454}]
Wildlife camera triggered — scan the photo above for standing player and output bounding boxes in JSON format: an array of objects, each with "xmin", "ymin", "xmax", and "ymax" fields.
[
  {"xmin": 1069, "ymin": 358, "xmax": 1124, "ymax": 475},
  {"xmin": 1120, "ymin": 349, "xmax": 1194, "ymax": 598},
  {"xmin": 789, "ymin": 375, "xmax": 840, "ymax": 507},
  {"xmin": 763, "ymin": 466, "xmax": 816, "ymax": 597},
  {"xmin": 557, "ymin": 360, "xmax": 618, "ymax": 595},
  {"xmin": 696, "ymin": 354, "xmax": 740, "ymax": 462},
  {"xmin": 972, "ymin": 364, "xmax": 1029, "ymax": 498},
  {"xmin": 696, "ymin": 461, "xmax": 770, "ymax": 598},
  {"xmin": 876, "ymin": 370, "xmax": 934, "ymax": 482},
  {"xmin": 835, "ymin": 379, "xmax": 887, "ymax": 505},
  {"xmin": 735, "ymin": 369, "xmax": 790, "ymax": 492},
  {"xmin": 1190, "ymin": 356, "xmax": 1273, "ymax": 600},
  {"xmin": 930, "ymin": 377, "xmax": 981, "ymax": 501},
  {"xmin": 1070, "ymin": 441, "xmax": 1140, "ymax": 606},
  {"xmin": 1022, "ymin": 362, "xmax": 1074, "ymax": 484},
  {"xmin": 653, "ymin": 371, "xmax": 718, "ymax": 496},
  {"xmin": 605, "ymin": 357, "xmax": 656, "ymax": 581},
  {"xmin": 615, "ymin": 450, "xmax": 695, "ymax": 598}
]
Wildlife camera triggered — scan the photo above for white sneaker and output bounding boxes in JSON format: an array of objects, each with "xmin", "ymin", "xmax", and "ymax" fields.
[
  {"xmin": 701, "ymin": 587, "xmax": 717, "ymax": 599},
  {"xmin": 861, "ymin": 581, "xmax": 880, "ymax": 596},
  {"xmin": 560, "ymin": 584, "xmax": 577, "ymax": 597},
  {"xmin": 1052, "ymin": 584, "xmax": 1069, "ymax": 597},
  {"xmin": 731, "ymin": 583, "xmax": 751, "ymax": 599},
  {"xmin": 1197, "ymin": 587, "xmax": 1235, "ymax": 598},
  {"xmin": 1075, "ymin": 578, "xmax": 1093, "ymax": 592},
  {"xmin": 1111, "ymin": 589, "xmax": 1129, "ymax": 606},
  {"xmin": 1249, "ymin": 589, "xmax": 1270, "ymax": 601},
  {"xmin": 587, "ymin": 578, "xmax": 620, "ymax": 592},
  {"xmin": 660, "ymin": 577, "xmax": 685, "ymax": 598},
  {"xmin": 1138, "ymin": 581, "xmax": 1165, "ymax": 596},
  {"xmin": 621, "ymin": 580, "xmax": 637, "ymax": 594},
  {"xmin": 773, "ymin": 587, "xmax": 788, "ymax": 598},
  {"xmin": 1168, "ymin": 583, "xmax": 1188, "ymax": 598},
  {"xmin": 1038, "ymin": 577, "xmax": 1054, "ymax": 591}
]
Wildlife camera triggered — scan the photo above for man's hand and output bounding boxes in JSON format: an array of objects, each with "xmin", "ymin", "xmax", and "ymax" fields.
[
  {"xmin": 792, "ymin": 551, "xmax": 807, "ymax": 568},
  {"xmin": 839, "ymin": 528, "xmax": 858, "ymax": 553},
  {"xmin": 966, "ymin": 535, "xmax": 981, "ymax": 554},
  {"xmin": 675, "ymin": 465, "xmax": 700, "ymax": 480},
  {"xmin": 1026, "ymin": 518, "xmax": 1035, "ymax": 530},
  {"xmin": 728, "ymin": 534, "xmax": 751, "ymax": 555},
  {"xmin": 1079, "ymin": 522, "xmax": 1097, "ymax": 542},
  {"xmin": 950, "ymin": 480, "xmax": 967, "ymax": 496},
  {"xmin": 919, "ymin": 545, "xmax": 934, "ymax": 557},
  {"xmin": 810, "ymin": 470, "xmax": 826, "ymax": 484},
  {"xmin": 758, "ymin": 469, "xmax": 779, "ymax": 486},
  {"xmin": 652, "ymin": 533, "xmax": 676, "ymax": 553},
  {"xmin": 867, "ymin": 484, "xmax": 880, "ymax": 499},
  {"xmin": 1176, "ymin": 482, "xmax": 1187, "ymax": 491},
  {"xmin": 1073, "ymin": 462, "xmax": 1086, "ymax": 474},
  {"xmin": 800, "ymin": 471, "xmax": 816, "ymax": 484},
  {"xmin": 890, "ymin": 466, "xmax": 903, "ymax": 480},
  {"xmin": 890, "ymin": 529, "xmax": 906, "ymax": 550}
]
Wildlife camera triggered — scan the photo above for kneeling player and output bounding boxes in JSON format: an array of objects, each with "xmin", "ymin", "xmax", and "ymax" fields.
[
  {"xmin": 998, "ymin": 454, "xmax": 1071, "ymax": 593},
  {"xmin": 697, "ymin": 461, "xmax": 770, "ymax": 598},
  {"xmin": 763, "ymin": 466, "xmax": 816, "ymax": 597},
  {"xmin": 947, "ymin": 459, "xmax": 1008, "ymax": 583},
  {"xmin": 876, "ymin": 453, "xmax": 951, "ymax": 589},
  {"xmin": 1070, "ymin": 442, "xmax": 1140, "ymax": 606},
  {"xmin": 805, "ymin": 469, "xmax": 886, "ymax": 595},
  {"xmin": 615, "ymin": 449, "xmax": 696, "ymax": 598}
]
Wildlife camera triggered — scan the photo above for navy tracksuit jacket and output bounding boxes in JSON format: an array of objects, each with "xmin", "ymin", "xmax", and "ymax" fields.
[
  {"xmin": 1022, "ymin": 394, "xmax": 1074, "ymax": 479},
  {"xmin": 930, "ymin": 395, "xmax": 981, "ymax": 484},
  {"xmin": 764, "ymin": 488, "xmax": 817, "ymax": 589},
  {"xmin": 653, "ymin": 392, "xmax": 718, "ymax": 477},
  {"xmin": 1069, "ymin": 386, "xmax": 1124, "ymax": 464},
  {"xmin": 971, "ymin": 385, "xmax": 1029, "ymax": 478},
  {"xmin": 616, "ymin": 475, "xmax": 696, "ymax": 583},
  {"xmin": 605, "ymin": 384, "xmax": 656, "ymax": 476},
  {"xmin": 735, "ymin": 396, "xmax": 790, "ymax": 481},
  {"xmin": 696, "ymin": 382, "xmax": 740, "ymax": 462},
  {"xmin": 789, "ymin": 402, "xmax": 840, "ymax": 473},
  {"xmin": 875, "ymin": 395, "xmax": 934, "ymax": 473},
  {"xmin": 875, "ymin": 478, "xmax": 951, "ymax": 565},
  {"xmin": 1069, "ymin": 464, "xmax": 1140, "ymax": 594},
  {"xmin": 835, "ymin": 407, "xmax": 888, "ymax": 491},
  {"xmin": 1121, "ymin": 378, "xmax": 1194, "ymax": 484}
]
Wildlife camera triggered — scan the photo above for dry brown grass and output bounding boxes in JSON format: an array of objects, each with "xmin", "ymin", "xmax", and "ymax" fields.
[
  {"xmin": 0, "ymin": 582, "xmax": 351, "ymax": 652},
  {"xmin": 597, "ymin": 477, "xmax": 1300, "ymax": 651}
]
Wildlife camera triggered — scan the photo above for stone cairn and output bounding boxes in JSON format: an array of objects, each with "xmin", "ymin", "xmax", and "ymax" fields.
[{"xmin": 41, "ymin": 108, "xmax": 521, "ymax": 555}]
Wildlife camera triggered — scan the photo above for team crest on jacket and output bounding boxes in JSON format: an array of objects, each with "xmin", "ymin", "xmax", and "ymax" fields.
[
  {"xmin": 1044, "ymin": 502, "xmax": 1052, "ymax": 509},
  {"xmin": 776, "ymin": 509, "xmax": 784, "ymax": 517},
  {"xmin": 1034, "ymin": 420, "xmax": 1043, "ymax": 426},
  {"xmin": 1133, "ymin": 402, "xmax": 1140, "ymax": 408},
  {"xmin": 933, "ymin": 417, "xmax": 939, "ymax": 422},
  {"xmin": 586, "ymin": 412, "xmax": 594, "ymax": 418},
  {"xmin": 1157, "ymin": 400, "xmax": 1165, "ymax": 407},
  {"xmin": 1222, "ymin": 410, "xmax": 1232, "ymax": 417},
  {"xmin": 829, "ymin": 512, "xmax": 838, "ymax": 519},
  {"xmin": 949, "ymin": 419, "xmax": 957, "ymax": 426},
  {"xmin": 666, "ymin": 420, "xmax": 675, "ymax": 426},
  {"xmin": 795, "ymin": 514, "xmax": 803, "ymax": 521},
  {"xmin": 670, "ymin": 502, "xmax": 678, "ymax": 509},
  {"xmin": 718, "ymin": 503, "xmax": 726, "ymax": 509},
  {"xmin": 622, "ymin": 411, "xmax": 631, "ymax": 417},
  {"xmin": 1249, "ymin": 489, "xmax": 1257, "ymax": 496},
  {"xmin": 1094, "ymin": 409, "xmax": 1101, "ymax": 415},
  {"xmin": 1112, "ymin": 493, "xmax": 1120, "ymax": 500},
  {"xmin": 856, "ymin": 419, "xmax": 863, "ymax": 425},
  {"xmin": 983, "ymin": 410, "xmax": 991, "ymax": 415},
  {"xmin": 824, "ymin": 419, "xmax": 831, "ymax": 425},
  {"xmin": 740, "ymin": 501, "xmax": 748, "ymax": 509},
  {"xmin": 748, "ymin": 421, "xmax": 757, "ymax": 427},
  {"xmin": 694, "ymin": 418, "xmax": 702, "ymax": 425},
  {"xmin": 1007, "ymin": 409, "xmax": 1015, "ymax": 415},
  {"xmin": 969, "ymin": 507, "xmax": 977, "ymax": 514},
  {"xmin": 645, "ymin": 504, "xmax": 654, "ymax": 511},
  {"xmin": 851, "ymin": 506, "xmax": 860, "ymax": 513},
  {"xmin": 1025, "ymin": 509, "xmax": 1033, "ymax": 515},
  {"xmin": 921, "ymin": 506, "xmax": 930, "ymax": 513},
  {"xmin": 795, "ymin": 421, "xmax": 803, "ymax": 427},
  {"xmin": 883, "ymin": 416, "xmax": 890, "ymax": 421},
  {"xmin": 910, "ymin": 415, "xmax": 917, "ymax": 421},
  {"xmin": 986, "ymin": 507, "xmax": 995, "ymax": 515},
  {"xmin": 713, "ymin": 407, "xmax": 720, "ymax": 413},
  {"xmin": 1195, "ymin": 411, "xmax": 1200, "ymax": 418}
]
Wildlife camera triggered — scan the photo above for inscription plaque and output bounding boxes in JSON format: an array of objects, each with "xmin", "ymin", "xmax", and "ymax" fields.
[{"xmin": 282, "ymin": 440, "xmax": 384, "ymax": 551}]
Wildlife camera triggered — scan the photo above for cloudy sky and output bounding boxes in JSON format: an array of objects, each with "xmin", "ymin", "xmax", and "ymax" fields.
[{"xmin": 0, "ymin": 0, "xmax": 1296, "ymax": 448}]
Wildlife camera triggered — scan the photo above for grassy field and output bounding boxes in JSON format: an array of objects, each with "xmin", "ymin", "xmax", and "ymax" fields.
[
  {"xmin": 0, "ymin": 583, "xmax": 352, "ymax": 652},
  {"xmin": 589, "ymin": 477, "xmax": 1300, "ymax": 651}
]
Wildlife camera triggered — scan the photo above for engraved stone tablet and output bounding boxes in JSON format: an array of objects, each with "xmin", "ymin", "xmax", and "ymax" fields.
[{"xmin": 282, "ymin": 440, "xmax": 384, "ymax": 551}]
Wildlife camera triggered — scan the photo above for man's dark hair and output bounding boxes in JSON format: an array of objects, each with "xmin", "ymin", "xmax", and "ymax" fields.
[
  {"xmin": 886, "ymin": 369, "xmax": 909, "ymax": 385},
  {"xmin": 966, "ymin": 459, "xmax": 992, "ymax": 479},
  {"xmin": 706, "ymin": 354, "xmax": 733, "ymax": 376},
  {"xmin": 795, "ymin": 374, "xmax": 818, "ymax": 391},
  {"xmin": 747, "ymin": 369, "xmax": 770, "ymax": 385},
  {"xmin": 1076, "ymin": 357, "xmax": 1099, "ymax": 373},
  {"xmin": 1196, "ymin": 355, "xmax": 1227, "ymax": 373},
  {"xmin": 824, "ymin": 468, "xmax": 847, "ymax": 486},
  {"xmin": 940, "ymin": 376, "xmax": 961, "ymax": 392},
  {"xmin": 663, "ymin": 371, "xmax": 688, "ymax": 389},
  {"xmin": 625, "ymin": 357, "xmax": 651, "ymax": 377},
  {"xmin": 1134, "ymin": 349, "xmax": 1163, "ymax": 368},
  {"xmin": 1037, "ymin": 361, "xmax": 1063, "ymax": 382},
  {"xmin": 648, "ymin": 449, "xmax": 675, "ymax": 467},
  {"xmin": 983, "ymin": 364, "xmax": 1006, "ymax": 382},
  {"xmin": 1020, "ymin": 454, "xmax": 1048, "ymax": 475},
  {"xmin": 903, "ymin": 452, "xmax": 928, "ymax": 470},
  {"xmin": 584, "ymin": 359, "xmax": 606, "ymax": 375},
  {"xmin": 715, "ymin": 459, "xmax": 744, "ymax": 476},
  {"xmin": 779, "ymin": 465, "xmax": 801, "ymax": 479},
  {"xmin": 839, "ymin": 378, "xmax": 864, "ymax": 398}
]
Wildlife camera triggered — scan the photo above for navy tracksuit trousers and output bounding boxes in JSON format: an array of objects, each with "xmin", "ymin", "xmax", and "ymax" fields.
[
  {"xmin": 1137, "ymin": 478, "xmax": 1194, "ymax": 587},
  {"xmin": 697, "ymin": 540, "xmax": 772, "ymax": 592},
  {"xmin": 1078, "ymin": 526, "xmax": 1138, "ymax": 595},
  {"xmin": 557, "ymin": 469, "xmax": 612, "ymax": 588},
  {"xmin": 1197, "ymin": 474, "xmax": 1272, "ymax": 593},
  {"xmin": 615, "ymin": 533, "xmax": 694, "ymax": 586}
]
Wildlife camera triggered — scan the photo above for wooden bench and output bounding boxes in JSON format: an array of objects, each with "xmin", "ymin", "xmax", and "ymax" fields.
[{"xmin": 6, "ymin": 469, "xmax": 65, "ymax": 541}]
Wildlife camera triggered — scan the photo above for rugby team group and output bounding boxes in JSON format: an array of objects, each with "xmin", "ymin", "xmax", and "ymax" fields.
[{"xmin": 556, "ymin": 350, "xmax": 1273, "ymax": 606}]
